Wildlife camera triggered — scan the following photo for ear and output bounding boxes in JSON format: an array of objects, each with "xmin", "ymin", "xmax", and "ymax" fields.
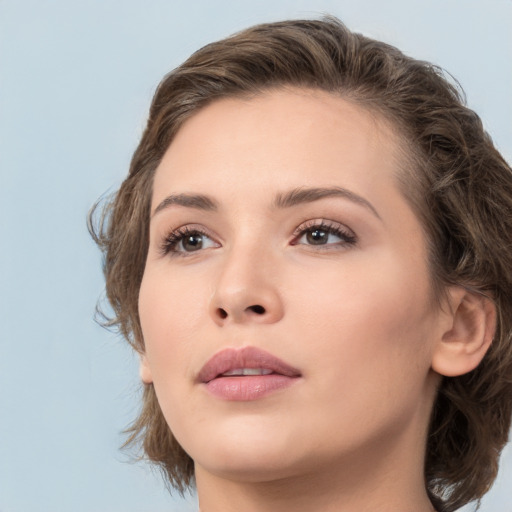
[
  {"xmin": 139, "ymin": 353, "xmax": 154, "ymax": 384},
  {"xmin": 432, "ymin": 287, "xmax": 496, "ymax": 377}
]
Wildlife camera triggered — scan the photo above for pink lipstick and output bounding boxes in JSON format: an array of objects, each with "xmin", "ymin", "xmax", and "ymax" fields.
[{"xmin": 198, "ymin": 346, "xmax": 301, "ymax": 401}]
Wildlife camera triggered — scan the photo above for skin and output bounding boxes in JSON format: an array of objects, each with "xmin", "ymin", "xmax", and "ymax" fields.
[{"xmin": 138, "ymin": 88, "xmax": 491, "ymax": 512}]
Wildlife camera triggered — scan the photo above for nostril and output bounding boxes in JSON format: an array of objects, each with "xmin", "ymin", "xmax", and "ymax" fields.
[
  {"xmin": 247, "ymin": 305, "xmax": 266, "ymax": 315},
  {"xmin": 217, "ymin": 308, "xmax": 228, "ymax": 319}
]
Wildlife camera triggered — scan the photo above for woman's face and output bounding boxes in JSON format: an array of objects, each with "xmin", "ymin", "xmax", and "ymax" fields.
[{"xmin": 138, "ymin": 89, "xmax": 444, "ymax": 484}]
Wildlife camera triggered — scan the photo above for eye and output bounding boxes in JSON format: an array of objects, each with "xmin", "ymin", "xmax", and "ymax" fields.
[
  {"xmin": 292, "ymin": 220, "xmax": 357, "ymax": 248},
  {"xmin": 161, "ymin": 226, "xmax": 219, "ymax": 256}
]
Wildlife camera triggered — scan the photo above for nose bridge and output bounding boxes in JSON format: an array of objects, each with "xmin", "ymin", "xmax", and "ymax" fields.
[{"xmin": 209, "ymin": 234, "xmax": 284, "ymax": 325}]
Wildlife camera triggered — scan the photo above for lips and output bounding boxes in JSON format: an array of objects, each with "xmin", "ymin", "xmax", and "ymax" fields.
[
  {"xmin": 198, "ymin": 346, "xmax": 301, "ymax": 401},
  {"xmin": 198, "ymin": 346, "xmax": 301, "ymax": 382}
]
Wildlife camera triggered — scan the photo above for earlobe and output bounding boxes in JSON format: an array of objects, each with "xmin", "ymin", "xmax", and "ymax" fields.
[
  {"xmin": 139, "ymin": 353, "xmax": 154, "ymax": 384},
  {"xmin": 432, "ymin": 287, "xmax": 496, "ymax": 377}
]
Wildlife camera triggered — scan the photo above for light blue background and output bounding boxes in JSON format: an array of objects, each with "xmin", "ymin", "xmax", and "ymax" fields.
[{"xmin": 1, "ymin": 1, "xmax": 511, "ymax": 511}]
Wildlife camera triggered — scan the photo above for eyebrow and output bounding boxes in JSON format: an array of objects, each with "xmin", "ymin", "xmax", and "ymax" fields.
[
  {"xmin": 272, "ymin": 187, "xmax": 381, "ymax": 219},
  {"xmin": 152, "ymin": 193, "xmax": 218, "ymax": 217},
  {"xmin": 152, "ymin": 186, "xmax": 380, "ymax": 220}
]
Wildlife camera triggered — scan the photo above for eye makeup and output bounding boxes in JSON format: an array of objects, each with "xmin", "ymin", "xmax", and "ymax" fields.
[
  {"xmin": 158, "ymin": 216, "xmax": 357, "ymax": 259},
  {"xmin": 291, "ymin": 219, "xmax": 357, "ymax": 249},
  {"xmin": 159, "ymin": 225, "xmax": 219, "ymax": 257}
]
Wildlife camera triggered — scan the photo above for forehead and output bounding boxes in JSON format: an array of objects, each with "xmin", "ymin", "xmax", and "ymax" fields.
[{"xmin": 151, "ymin": 88, "xmax": 405, "ymax": 210}]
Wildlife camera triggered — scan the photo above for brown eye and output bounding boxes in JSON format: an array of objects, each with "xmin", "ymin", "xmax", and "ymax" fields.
[
  {"xmin": 181, "ymin": 233, "xmax": 204, "ymax": 251},
  {"xmin": 294, "ymin": 222, "xmax": 357, "ymax": 248},
  {"xmin": 162, "ymin": 227, "xmax": 219, "ymax": 256},
  {"xmin": 306, "ymin": 228, "xmax": 329, "ymax": 245}
]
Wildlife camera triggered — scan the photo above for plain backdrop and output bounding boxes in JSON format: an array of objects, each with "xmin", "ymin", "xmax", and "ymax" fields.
[{"xmin": 1, "ymin": 1, "xmax": 511, "ymax": 511}]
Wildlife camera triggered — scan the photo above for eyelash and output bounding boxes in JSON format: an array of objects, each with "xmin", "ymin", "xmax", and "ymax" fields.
[
  {"xmin": 159, "ymin": 220, "xmax": 357, "ymax": 257},
  {"xmin": 159, "ymin": 226, "xmax": 215, "ymax": 257},
  {"xmin": 291, "ymin": 220, "xmax": 357, "ymax": 249}
]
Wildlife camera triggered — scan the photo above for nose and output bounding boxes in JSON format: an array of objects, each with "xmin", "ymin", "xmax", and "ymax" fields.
[{"xmin": 209, "ymin": 245, "xmax": 284, "ymax": 326}]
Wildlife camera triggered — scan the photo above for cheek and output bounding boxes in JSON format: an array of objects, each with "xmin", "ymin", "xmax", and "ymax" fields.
[
  {"xmin": 289, "ymin": 250, "xmax": 435, "ymax": 382},
  {"xmin": 138, "ymin": 268, "xmax": 206, "ymax": 382},
  {"xmin": 286, "ymin": 260, "xmax": 436, "ymax": 444}
]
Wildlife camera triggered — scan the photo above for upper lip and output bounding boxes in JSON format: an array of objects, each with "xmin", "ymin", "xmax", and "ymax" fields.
[{"xmin": 198, "ymin": 346, "xmax": 302, "ymax": 383}]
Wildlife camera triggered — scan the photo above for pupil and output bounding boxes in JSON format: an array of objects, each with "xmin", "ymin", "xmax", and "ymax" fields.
[
  {"xmin": 183, "ymin": 234, "xmax": 203, "ymax": 251},
  {"xmin": 307, "ymin": 229, "xmax": 327, "ymax": 245}
]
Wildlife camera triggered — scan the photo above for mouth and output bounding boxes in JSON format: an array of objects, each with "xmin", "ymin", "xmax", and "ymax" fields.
[{"xmin": 198, "ymin": 346, "xmax": 302, "ymax": 401}]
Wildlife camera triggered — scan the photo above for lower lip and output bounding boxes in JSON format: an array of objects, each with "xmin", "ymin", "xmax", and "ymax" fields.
[{"xmin": 204, "ymin": 375, "xmax": 299, "ymax": 401}]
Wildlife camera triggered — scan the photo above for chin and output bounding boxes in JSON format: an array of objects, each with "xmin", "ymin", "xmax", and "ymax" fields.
[
  {"xmin": 179, "ymin": 417, "xmax": 310, "ymax": 482},
  {"xmin": 195, "ymin": 450, "xmax": 309, "ymax": 485}
]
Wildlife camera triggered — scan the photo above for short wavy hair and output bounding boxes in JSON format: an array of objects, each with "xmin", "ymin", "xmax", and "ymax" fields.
[{"xmin": 89, "ymin": 17, "xmax": 512, "ymax": 512}]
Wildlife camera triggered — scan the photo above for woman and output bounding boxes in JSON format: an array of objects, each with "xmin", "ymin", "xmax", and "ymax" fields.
[{"xmin": 90, "ymin": 17, "xmax": 512, "ymax": 512}]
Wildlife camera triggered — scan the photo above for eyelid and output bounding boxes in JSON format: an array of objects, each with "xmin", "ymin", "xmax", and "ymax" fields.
[
  {"xmin": 289, "ymin": 218, "xmax": 358, "ymax": 250},
  {"xmin": 157, "ymin": 218, "xmax": 357, "ymax": 257},
  {"xmin": 291, "ymin": 218, "xmax": 356, "ymax": 239},
  {"xmin": 158, "ymin": 223, "xmax": 221, "ymax": 257}
]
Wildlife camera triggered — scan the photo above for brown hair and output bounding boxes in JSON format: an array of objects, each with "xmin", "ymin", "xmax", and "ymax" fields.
[{"xmin": 89, "ymin": 17, "xmax": 512, "ymax": 512}]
